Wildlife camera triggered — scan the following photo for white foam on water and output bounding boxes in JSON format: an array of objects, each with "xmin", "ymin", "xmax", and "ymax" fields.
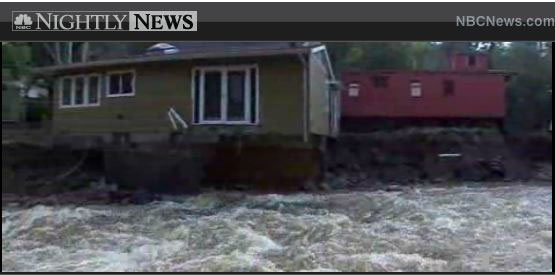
[
  {"xmin": 2, "ymin": 220, "xmax": 12, "ymax": 236},
  {"xmin": 433, "ymin": 217, "xmax": 461, "ymax": 232},
  {"xmin": 298, "ymin": 268, "xmax": 341, "ymax": 272},
  {"xmin": 538, "ymin": 230, "xmax": 552, "ymax": 243},
  {"xmin": 367, "ymin": 253, "xmax": 448, "ymax": 272},
  {"xmin": 2, "ymin": 205, "xmax": 109, "ymax": 239},
  {"xmin": 236, "ymin": 227, "xmax": 282, "ymax": 254},
  {"xmin": 2, "ymin": 185, "xmax": 552, "ymax": 272},
  {"xmin": 170, "ymin": 251, "xmax": 281, "ymax": 272}
]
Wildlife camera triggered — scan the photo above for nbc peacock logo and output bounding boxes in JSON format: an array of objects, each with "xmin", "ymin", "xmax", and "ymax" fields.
[{"xmin": 13, "ymin": 13, "xmax": 33, "ymax": 30}]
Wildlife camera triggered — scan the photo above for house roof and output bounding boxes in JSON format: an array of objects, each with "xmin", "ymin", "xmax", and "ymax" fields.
[
  {"xmin": 33, "ymin": 42, "xmax": 320, "ymax": 76},
  {"xmin": 343, "ymin": 69, "xmax": 514, "ymax": 76},
  {"xmin": 168, "ymin": 42, "xmax": 319, "ymax": 54},
  {"xmin": 453, "ymin": 52, "xmax": 489, "ymax": 56}
]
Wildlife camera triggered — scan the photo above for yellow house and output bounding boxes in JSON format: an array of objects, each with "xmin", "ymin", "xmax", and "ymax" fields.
[
  {"xmin": 32, "ymin": 42, "xmax": 341, "ymax": 191},
  {"xmin": 34, "ymin": 42, "xmax": 340, "ymax": 147}
]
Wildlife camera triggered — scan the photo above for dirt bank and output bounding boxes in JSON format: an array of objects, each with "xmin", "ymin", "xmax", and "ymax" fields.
[
  {"xmin": 2, "ymin": 144, "xmax": 105, "ymax": 195},
  {"xmin": 325, "ymin": 128, "xmax": 551, "ymax": 189},
  {"xmin": 2, "ymin": 128, "xmax": 552, "ymax": 201}
]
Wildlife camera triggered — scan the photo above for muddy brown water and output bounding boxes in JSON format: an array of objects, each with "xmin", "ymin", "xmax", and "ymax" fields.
[{"xmin": 2, "ymin": 185, "xmax": 552, "ymax": 272}]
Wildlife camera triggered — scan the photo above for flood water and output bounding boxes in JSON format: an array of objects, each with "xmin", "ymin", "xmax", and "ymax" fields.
[{"xmin": 2, "ymin": 185, "xmax": 552, "ymax": 272}]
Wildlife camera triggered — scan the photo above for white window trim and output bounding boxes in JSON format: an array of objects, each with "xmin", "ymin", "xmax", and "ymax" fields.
[
  {"xmin": 106, "ymin": 70, "xmax": 136, "ymax": 98},
  {"xmin": 59, "ymin": 74, "xmax": 102, "ymax": 109},
  {"xmin": 192, "ymin": 65, "xmax": 259, "ymax": 125}
]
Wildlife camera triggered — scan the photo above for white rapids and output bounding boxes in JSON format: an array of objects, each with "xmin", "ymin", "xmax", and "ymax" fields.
[{"xmin": 2, "ymin": 185, "xmax": 552, "ymax": 272}]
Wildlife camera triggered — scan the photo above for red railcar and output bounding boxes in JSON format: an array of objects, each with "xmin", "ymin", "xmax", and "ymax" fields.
[{"xmin": 341, "ymin": 53, "xmax": 512, "ymax": 131}]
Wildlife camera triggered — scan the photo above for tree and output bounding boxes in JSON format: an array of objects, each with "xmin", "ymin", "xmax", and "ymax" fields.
[
  {"xmin": 2, "ymin": 43, "xmax": 34, "ymax": 122},
  {"xmin": 493, "ymin": 42, "xmax": 552, "ymax": 134},
  {"xmin": 38, "ymin": 42, "xmax": 87, "ymax": 65},
  {"xmin": 30, "ymin": 42, "xmax": 156, "ymax": 67},
  {"xmin": 2, "ymin": 42, "xmax": 33, "ymax": 80},
  {"xmin": 407, "ymin": 42, "xmax": 435, "ymax": 70},
  {"xmin": 326, "ymin": 42, "xmax": 413, "ymax": 72}
]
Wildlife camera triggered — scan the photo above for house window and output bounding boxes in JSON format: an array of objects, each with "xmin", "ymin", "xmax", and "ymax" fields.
[
  {"xmin": 468, "ymin": 55, "xmax": 477, "ymax": 67},
  {"xmin": 227, "ymin": 71, "xmax": 247, "ymax": 121},
  {"xmin": 410, "ymin": 81, "xmax": 422, "ymax": 98},
  {"xmin": 74, "ymin": 77, "xmax": 85, "ymax": 105},
  {"xmin": 88, "ymin": 76, "xmax": 100, "ymax": 104},
  {"xmin": 373, "ymin": 76, "xmax": 389, "ymax": 88},
  {"xmin": 348, "ymin": 83, "xmax": 360, "ymax": 97},
  {"xmin": 107, "ymin": 71, "xmax": 135, "ymax": 97},
  {"xmin": 203, "ymin": 71, "xmax": 223, "ymax": 121},
  {"xmin": 193, "ymin": 65, "xmax": 259, "ymax": 124},
  {"xmin": 59, "ymin": 74, "xmax": 102, "ymax": 108},
  {"xmin": 61, "ymin": 78, "xmax": 72, "ymax": 106},
  {"xmin": 444, "ymin": 80, "xmax": 455, "ymax": 97}
]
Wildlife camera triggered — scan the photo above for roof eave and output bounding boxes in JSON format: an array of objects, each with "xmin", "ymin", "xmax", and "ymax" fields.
[
  {"xmin": 343, "ymin": 69, "xmax": 516, "ymax": 76},
  {"xmin": 33, "ymin": 47, "xmax": 312, "ymax": 76}
]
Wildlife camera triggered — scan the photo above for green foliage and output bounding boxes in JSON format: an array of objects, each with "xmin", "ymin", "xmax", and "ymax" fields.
[
  {"xmin": 2, "ymin": 43, "xmax": 31, "ymax": 122},
  {"xmin": 492, "ymin": 42, "xmax": 552, "ymax": 134},
  {"xmin": 2, "ymin": 85, "xmax": 24, "ymax": 122},
  {"xmin": 327, "ymin": 42, "xmax": 414, "ymax": 72},
  {"xmin": 326, "ymin": 42, "xmax": 502, "ymax": 72},
  {"xmin": 2, "ymin": 43, "xmax": 33, "ymax": 79},
  {"xmin": 2, "ymin": 68, "xmax": 12, "ymax": 80}
]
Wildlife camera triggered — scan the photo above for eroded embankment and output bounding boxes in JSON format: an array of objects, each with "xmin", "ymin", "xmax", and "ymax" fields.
[
  {"xmin": 2, "ymin": 129, "xmax": 552, "ymax": 198},
  {"xmin": 325, "ymin": 129, "xmax": 552, "ymax": 190}
]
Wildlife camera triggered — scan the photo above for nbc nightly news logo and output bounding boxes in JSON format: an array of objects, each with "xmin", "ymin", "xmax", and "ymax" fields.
[{"xmin": 12, "ymin": 11, "xmax": 197, "ymax": 31}]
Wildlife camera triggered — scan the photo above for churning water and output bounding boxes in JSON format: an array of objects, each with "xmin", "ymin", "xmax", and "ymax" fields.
[{"xmin": 2, "ymin": 185, "xmax": 552, "ymax": 272}]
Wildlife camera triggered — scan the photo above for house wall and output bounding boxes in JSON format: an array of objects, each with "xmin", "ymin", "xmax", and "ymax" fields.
[
  {"xmin": 341, "ymin": 71, "xmax": 507, "ymax": 119},
  {"xmin": 309, "ymin": 51, "xmax": 331, "ymax": 136},
  {"xmin": 51, "ymin": 56, "xmax": 305, "ymax": 142}
]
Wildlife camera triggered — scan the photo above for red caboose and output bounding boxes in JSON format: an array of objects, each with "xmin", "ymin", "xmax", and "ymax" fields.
[{"xmin": 341, "ymin": 53, "xmax": 512, "ymax": 132}]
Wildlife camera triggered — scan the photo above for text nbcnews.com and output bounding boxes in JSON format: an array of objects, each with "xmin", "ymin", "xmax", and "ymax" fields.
[{"xmin": 457, "ymin": 16, "xmax": 555, "ymax": 28}]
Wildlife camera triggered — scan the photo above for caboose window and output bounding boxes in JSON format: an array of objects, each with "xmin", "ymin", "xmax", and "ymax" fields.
[
  {"xmin": 468, "ymin": 55, "xmax": 477, "ymax": 67},
  {"xmin": 444, "ymin": 80, "xmax": 455, "ymax": 96},
  {"xmin": 410, "ymin": 81, "xmax": 422, "ymax": 98},
  {"xmin": 373, "ymin": 76, "xmax": 389, "ymax": 88},
  {"xmin": 348, "ymin": 83, "xmax": 360, "ymax": 97}
]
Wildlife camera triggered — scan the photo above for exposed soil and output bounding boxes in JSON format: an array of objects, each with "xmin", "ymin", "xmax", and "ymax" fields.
[
  {"xmin": 324, "ymin": 128, "xmax": 551, "ymax": 190},
  {"xmin": 2, "ymin": 128, "xmax": 552, "ymax": 206}
]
